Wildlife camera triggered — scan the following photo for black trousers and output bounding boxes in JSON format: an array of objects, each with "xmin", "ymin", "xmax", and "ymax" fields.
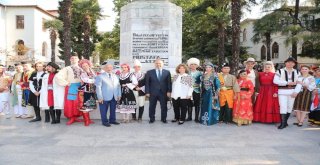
[
  {"xmin": 149, "ymin": 91, "xmax": 167, "ymax": 121},
  {"xmin": 188, "ymin": 92, "xmax": 200, "ymax": 107},
  {"xmin": 172, "ymin": 98, "xmax": 188, "ymax": 121}
]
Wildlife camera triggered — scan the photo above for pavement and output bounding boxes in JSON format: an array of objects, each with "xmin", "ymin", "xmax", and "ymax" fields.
[{"xmin": 0, "ymin": 104, "xmax": 319, "ymax": 165}]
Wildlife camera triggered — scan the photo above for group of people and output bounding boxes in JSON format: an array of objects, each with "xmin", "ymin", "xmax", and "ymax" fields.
[{"xmin": 0, "ymin": 54, "xmax": 320, "ymax": 128}]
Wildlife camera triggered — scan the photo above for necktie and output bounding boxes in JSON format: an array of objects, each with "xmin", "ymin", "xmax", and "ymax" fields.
[
  {"xmin": 158, "ymin": 69, "xmax": 161, "ymax": 81},
  {"xmin": 108, "ymin": 73, "xmax": 111, "ymax": 78}
]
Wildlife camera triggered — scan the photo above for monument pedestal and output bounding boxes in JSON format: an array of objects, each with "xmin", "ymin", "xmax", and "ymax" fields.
[{"xmin": 120, "ymin": 0, "xmax": 182, "ymax": 71}]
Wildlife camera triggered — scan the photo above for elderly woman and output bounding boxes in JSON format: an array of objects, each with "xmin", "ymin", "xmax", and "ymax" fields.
[
  {"xmin": 233, "ymin": 70, "xmax": 255, "ymax": 126},
  {"xmin": 117, "ymin": 63, "xmax": 138, "ymax": 123},
  {"xmin": 292, "ymin": 65, "xmax": 316, "ymax": 127},
  {"xmin": 171, "ymin": 64, "xmax": 193, "ymax": 125},
  {"xmin": 253, "ymin": 61, "xmax": 280, "ymax": 123},
  {"xmin": 199, "ymin": 62, "xmax": 220, "ymax": 126},
  {"xmin": 79, "ymin": 59, "xmax": 97, "ymax": 126}
]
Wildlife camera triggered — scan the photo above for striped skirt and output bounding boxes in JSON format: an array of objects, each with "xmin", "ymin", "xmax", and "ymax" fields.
[{"xmin": 293, "ymin": 89, "xmax": 312, "ymax": 112}]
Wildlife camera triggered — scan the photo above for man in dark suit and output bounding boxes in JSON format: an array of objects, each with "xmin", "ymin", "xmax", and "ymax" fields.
[{"xmin": 145, "ymin": 59, "xmax": 172, "ymax": 123}]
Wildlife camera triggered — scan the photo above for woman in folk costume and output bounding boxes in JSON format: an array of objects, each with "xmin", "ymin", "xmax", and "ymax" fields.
[
  {"xmin": 218, "ymin": 63, "xmax": 240, "ymax": 124},
  {"xmin": 171, "ymin": 64, "xmax": 193, "ymax": 125},
  {"xmin": 11, "ymin": 64, "xmax": 26, "ymax": 118},
  {"xmin": 79, "ymin": 59, "xmax": 97, "ymax": 126},
  {"xmin": 309, "ymin": 66, "xmax": 320, "ymax": 126},
  {"xmin": 117, "ymin": 63, "xmax": 138, "ymax": 123},
  {"xmin": 291, "ymin": 65, "xmax": 316, "ymax": 127},
  {"xmin": 186, "ymin": 58, "xmax": 202, "ymax": 122},
  {"xmin": 55, "ymin": 54, "xmax": 84, "ymax": 125},
  {"xmin": 233, "ymin": 70, "xmax": 254, "ymax": 126},
  {"xmin": 253, "ymin": 61, "xmax": 281, "ymax": 123},
  {"xmin": 29, "ymin": 62, "xmax": 46, "ymax": 122},
  {"xmin": 0, "ymin": 65, "xmax": 12, "ymax": 118},
  {"xmin": 132, "ymin": 60, "xmax": 146, "ymax": 122},
  {"xmin": 199, "ymin": 62, "xmax": 220, "ymax": 126},
  {"xmin": 39, "ymin": 62, "xmax": 64, "ymax": 124}
]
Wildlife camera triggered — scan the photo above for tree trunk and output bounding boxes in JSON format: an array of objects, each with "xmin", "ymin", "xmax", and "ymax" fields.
[
  {"xmin": 83, "ymin": 15, "xmax": 91, "ymax": 60},
  {"xmin": 50, "ymin": 30, "xmax": 57, "ymax": 63},
  {"xmin": 218, "ymin": 23, "xmax": 225, "ymax": 66},
  {"xmin": 62, "ymin": 0, "xmax": 72, "ymax": 66},
  {"xmin": 292, "ymin": 0, "xmax": 300, "ymax": 59},
  {"xmin": 266, "ymin": 32, "xmax": 271, "ymax": 61},
  {"xmin": 231, "ymin": 0, "xmax": 241, "ymax": 74}
]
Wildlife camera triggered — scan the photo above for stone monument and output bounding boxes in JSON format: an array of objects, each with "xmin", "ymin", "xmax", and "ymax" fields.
[{"xmin": 120, "ymin": 0, "xmax": 182, "ymax": 71}]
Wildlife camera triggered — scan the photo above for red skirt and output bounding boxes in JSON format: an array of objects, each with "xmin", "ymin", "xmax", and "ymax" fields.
[{"xmin": 64, "ymin": 86, "xmax": 82, "ymax": 118}]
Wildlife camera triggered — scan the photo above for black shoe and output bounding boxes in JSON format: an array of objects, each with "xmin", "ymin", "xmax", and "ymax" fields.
[
  {"xmin": 149, "ymin": 120, "xmax": 155, "ymax": 124},
  {"xmin": 29, "ymin": 118, "xmax": 41, "ymax": 122},
  {"xmin": 162, "ymin": 120, "xmax": 167, "ymax": 124},
  {"xmin": 110, "ymin": 122, "xmax": 120, "ymax": 125},
  {"xmin": 55, "ymin": 110, "xmax": 61, "ymax": 123},
  {"xmin": 194, "ymin": 119, "xmax": 200, "ymax": 123},
  {"xmin": 186, "ymin": 118, "xmax": 192, "ymax": 121},
  {"xmin": 171, "ymin": 119, "xmax": 178, "ymax": 122},
  {"xmin": 49, "ymin": 109, "xmax": 56, "ymax": 124},
  {"xmin": 178, "ymin": 121, "xmax": 184, "ymax": 125},
  {"xmin": 278, "ymin": 114, "xmax": 287, "ymax": 129},
  {"xmin": 103, "ymin": 123, "xmax": 111, "ymax": 127},
  {"xmin": 45, "ymin": 110, "xmax": 50, "ymax": 123}
]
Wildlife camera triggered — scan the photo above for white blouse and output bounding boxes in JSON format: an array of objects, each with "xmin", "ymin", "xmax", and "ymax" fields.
[
  {"xmin": 171, "ymin": 73, "xmax": 193, "ymax": 100},
  {"xmin": 294, "ymin": 75, "xmax": 316, "ymax": 93}
]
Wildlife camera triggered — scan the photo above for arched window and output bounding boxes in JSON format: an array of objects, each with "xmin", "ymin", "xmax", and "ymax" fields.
[
  {"xmin": 272, "ymin": 42, "xmax": 279, "ymax": 59},
  {"xmin": 261, "ymin": 45, "xmax": 266, "ymax": 60},
  {"xmin": 301, "ymin": 41, "xmax": 313, "ymax": 56},
  {"xmin": 42, "ymin": 42, "xmax": 47, "ymax": 57},
  {"xmin": 243, "ymin": 28, "xmax": 247, "ymax": 42}
]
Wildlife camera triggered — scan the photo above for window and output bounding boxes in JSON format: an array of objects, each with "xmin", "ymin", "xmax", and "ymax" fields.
[
  {"xmin": 42, "ymin": 42, "xmax": 47, "ymax": 57},
  {"xmin": 16, "ymin": 15, "xmax": 24, "ymax": 29},
  {"xmin": 261, "ymin": 45, "xmax": 266, "ymax": 61},
  {"xmin": 272, "ymin": 42, "xmax": 279, "ymax": 59},
  {"xmin": 243, "ymin": 28, "xmax": 247, "ymax": 42}
]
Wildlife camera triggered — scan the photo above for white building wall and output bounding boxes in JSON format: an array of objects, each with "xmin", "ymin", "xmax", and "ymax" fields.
[{"xmin": 241, "ymin": 20, "xmax": 320, "ymax": 65}]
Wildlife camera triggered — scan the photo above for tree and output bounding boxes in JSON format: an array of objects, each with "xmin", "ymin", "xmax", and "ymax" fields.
[
  {"xmin": 59, "ymin": 0, "xmax": 72, "ymax": 66},
  {"xmin": 44, "ymin": 19, "xmax": 63, "ymax": 63},
  {"xmin": 231, "ymin": 0, "xmax": 241, "ymax": 74},
  {"xmin": 72, "ymin": 0, "xmax": 102, "ymax": 59},
  {"xmin": 252, "ymin": 12, "xmax": 283, "ymax": 61}
]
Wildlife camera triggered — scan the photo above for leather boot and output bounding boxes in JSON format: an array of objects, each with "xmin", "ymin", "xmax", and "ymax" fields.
[
  {"xmin": 132, "ymin": 108, "xmax": 137, "ymax": 120},
  {"xmin": 186, "ymin": 107, "xmax": 192, "ymax": 121},
  {"xmin": 83, "ymin": 113, "xmax": 90, "ymax": 126},
  {"xmin": 55, "ymin": 110, "xmax": 61, "ymax": 123},
  {"xmin": 278, "ymin": 114, "xmax": 287, "ymax": 129},
  {"xmin": 45, "ymin": 110, "xmax": 50, "ymax": 123},
  {"xmin": 194, "ymin": 106, "xmax": 200, "ymax": 123},
  {"xmin": 29, "ymin": 107, "xmax": 41, "ymax": 122},
  {"xmin": 285, "ymin": 113, "xmax": 291, "ymax": 127},
  {"xmin": 49, "ymin": 109, "xmax": 56, "ymax": 124},
  {"xmin": 138, "ymin": 106, "xmax": 144, "ymax": 121}
]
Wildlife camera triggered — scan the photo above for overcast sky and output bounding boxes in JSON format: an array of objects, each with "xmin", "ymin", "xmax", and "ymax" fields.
[{"xmin": 0, "ymin": 0, "xmax": 313, "ymax": 32}]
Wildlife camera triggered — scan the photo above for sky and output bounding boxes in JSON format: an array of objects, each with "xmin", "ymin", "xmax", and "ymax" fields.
[{"xmin": 0, "ymin": 0, "xmax": 313, "ymax": 32}]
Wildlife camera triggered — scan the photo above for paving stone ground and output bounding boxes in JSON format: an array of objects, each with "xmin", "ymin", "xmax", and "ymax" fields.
[{"xmin": 0, "ymin": 104, "xmax": 319, "ymax": 165}]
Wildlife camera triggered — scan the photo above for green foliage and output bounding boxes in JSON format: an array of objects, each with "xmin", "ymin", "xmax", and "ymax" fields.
[
  {"xmin": 44, "ymin": 19, "xmax": 63, "ymax": 31},
  {"xmin": 58, "ymin": 0, "xmax": 102, "ymax": 61}
]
